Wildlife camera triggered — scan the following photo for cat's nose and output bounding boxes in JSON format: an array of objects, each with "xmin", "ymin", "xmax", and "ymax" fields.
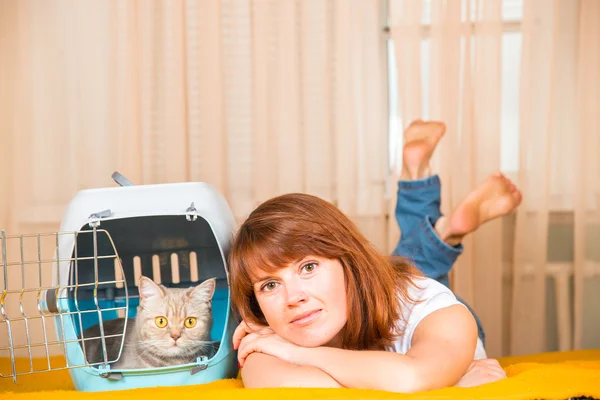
[{"xmin": 170, "ymin": 330, "xmax": 181, "ymax": 341}]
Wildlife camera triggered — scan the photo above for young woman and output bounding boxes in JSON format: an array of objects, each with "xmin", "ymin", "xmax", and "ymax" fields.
[{"xmin": 229, "ymin": 121, "xmax": 521, "ymax": 392}]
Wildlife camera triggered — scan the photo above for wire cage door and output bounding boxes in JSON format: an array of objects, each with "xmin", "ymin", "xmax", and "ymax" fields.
[{"xmin": 0, "ymin": 228, "xmax": 128, "ymax": 382}]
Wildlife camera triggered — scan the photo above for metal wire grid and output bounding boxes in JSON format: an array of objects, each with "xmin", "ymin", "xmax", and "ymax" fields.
[{"xmin": 0, "ymin": 228, "xmax": 129, "ymax": 382}]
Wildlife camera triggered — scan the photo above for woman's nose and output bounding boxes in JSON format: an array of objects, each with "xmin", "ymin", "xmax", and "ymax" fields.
[{"xmin": 285, "ymin": 281, "xmax": 308, "ymax": 306}]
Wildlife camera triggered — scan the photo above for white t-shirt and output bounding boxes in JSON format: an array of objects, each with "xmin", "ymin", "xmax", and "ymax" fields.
[{"xmin": 388, "ymin": 277, "xmax": 487, "ymax": 360}]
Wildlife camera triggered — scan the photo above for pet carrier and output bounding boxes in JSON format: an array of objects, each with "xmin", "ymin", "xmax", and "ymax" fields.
[{"xmin": 0, "ymin": 172, "xmax": 239, "ymax": 391}]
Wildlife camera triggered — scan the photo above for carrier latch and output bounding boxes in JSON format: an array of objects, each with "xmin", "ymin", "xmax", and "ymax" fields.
[
  {"xmin": 190, "ymin": 356, "xmax": 209, "ymax": 375},
  {"xmin": 88, "ymin": 209, "xmax": 112, "ymax": 228},
  {"xmin": 185, "ymin": 202, "xmax": 199, "ymax": 222},
  {"xmin": 98, "ymin": 365, "xmax": 123, "ymax": 381}
]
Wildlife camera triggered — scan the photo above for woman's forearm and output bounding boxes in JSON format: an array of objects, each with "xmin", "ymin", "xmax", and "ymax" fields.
[
  {"xmin": 290, "ymin": 306, "xmax": 477, "ymax": 392},
  {"xmin": 293, "ymin": 347, "xmax": 429, "ymax": 392},
  {"xmin": 241, "ymin": 353, "xmax": 343, "ymax": 389}
]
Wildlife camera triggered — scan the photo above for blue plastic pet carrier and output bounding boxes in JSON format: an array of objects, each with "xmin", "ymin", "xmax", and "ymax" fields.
[{"xmin": 0, "ymin": 173, "xmax": 239, "ymax": 391}]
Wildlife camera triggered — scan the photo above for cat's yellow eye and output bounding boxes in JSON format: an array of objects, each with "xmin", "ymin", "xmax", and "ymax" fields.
[
  {"xmin": 184, "ymin": 317, "xmax": 197, "ymax": 328},
  {"xmin": 155, "ymin": 316, "xmax": 168, "ymax": 328}
]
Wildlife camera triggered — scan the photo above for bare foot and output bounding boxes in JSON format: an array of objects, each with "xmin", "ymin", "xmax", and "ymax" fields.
[
  {"xmin": 400, "ymin": 120, "xmax": 446, "ymax": 180},
  {"xmin": 437, "ymin": 173, "xmax": 522, "ymax": 245}
]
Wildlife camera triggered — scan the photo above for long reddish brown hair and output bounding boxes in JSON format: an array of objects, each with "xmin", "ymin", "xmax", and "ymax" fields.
[{"xmin": 228, "ymin": 193, "xmax": 422, "ymax": 350}]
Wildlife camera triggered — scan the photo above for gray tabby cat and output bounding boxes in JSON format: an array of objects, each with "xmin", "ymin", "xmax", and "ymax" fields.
[{"xmin": 81, "ymin": 276, "xmax": 218, "ymax": 369}]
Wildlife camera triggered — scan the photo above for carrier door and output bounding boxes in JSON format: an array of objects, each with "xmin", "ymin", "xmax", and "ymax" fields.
[{"xmin": 0, "ymin": 228, "xmax": 128, "ymax": 382}]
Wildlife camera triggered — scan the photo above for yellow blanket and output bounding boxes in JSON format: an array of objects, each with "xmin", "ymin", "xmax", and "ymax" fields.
[{"xmin": 1, "ymin": 350, "xmax": 599, "ymax": 399}]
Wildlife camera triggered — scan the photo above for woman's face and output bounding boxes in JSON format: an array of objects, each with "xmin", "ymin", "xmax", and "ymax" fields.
[{"xmin": 252, "ymin": 256, "xmax": 348, "ymax": 348}]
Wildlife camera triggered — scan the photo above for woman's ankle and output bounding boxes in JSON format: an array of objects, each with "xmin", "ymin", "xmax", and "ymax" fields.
[{"xmin": 434, "ymin": 216, "xmax": 463, "ymax": 246}]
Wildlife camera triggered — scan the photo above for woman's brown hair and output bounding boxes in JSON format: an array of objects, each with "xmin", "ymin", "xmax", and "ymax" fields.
[{"xmin": 228, "ymin": 193, "xmax": 422, "ymax": 350}]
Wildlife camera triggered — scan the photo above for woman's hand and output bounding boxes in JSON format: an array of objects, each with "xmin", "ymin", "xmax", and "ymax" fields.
[
  {"xmin": 233, "ymin": 320, "xmax": 300, "ymax": 367},
  {"xmin": 232, "ymin": 320, "xmax": 274, "ymax": 351},
  {"xmin": 237, "ymin": 329, "xmax": 300, "ymax": 368},
  {"xmin": 455, "ymin": 358, "xmax": 507, "ymax": 387}
]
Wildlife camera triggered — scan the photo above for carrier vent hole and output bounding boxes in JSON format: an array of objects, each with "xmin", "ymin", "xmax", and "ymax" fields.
[
  {"xmin": 170, "ymin": 253, "xmax": 180, "ymax": 284},
  {"xmin": 190, "ymin": 251, "xmax": 198, "ymax": 282},
  {"xmin": 152, "ymin": 255, "xmax": 161, "ymax": 284},
  {"xmin": 113, "ymin": 258, "xmax": 124, "ymax": 289},
  {"xmin": 133, "ymin": 256, "xmax": 142, "ymax": 286}
]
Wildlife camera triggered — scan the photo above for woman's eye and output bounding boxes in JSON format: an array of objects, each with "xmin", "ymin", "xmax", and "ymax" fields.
[
  {"xmin": 302, "ymin": 262, "xmax": 317, "ymax": 273},
  {"xmin": 262, "ymin": 282, "xmax": 277, "ymax": 291}
]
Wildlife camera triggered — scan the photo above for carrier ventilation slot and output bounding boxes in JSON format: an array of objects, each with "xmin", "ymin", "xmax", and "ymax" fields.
[{"xmin": 114, "ymin": 252, "xmax": 201, "ymax": 290}]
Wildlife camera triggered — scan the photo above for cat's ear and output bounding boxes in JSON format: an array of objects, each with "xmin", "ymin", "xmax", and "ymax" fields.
[
  {"xmin": 139, "ymin": 276, "xmax": 165, "ymax": 302},
  {"xmin": 187, "ymin": 278, "xmax": 216, "ymax": 302}
]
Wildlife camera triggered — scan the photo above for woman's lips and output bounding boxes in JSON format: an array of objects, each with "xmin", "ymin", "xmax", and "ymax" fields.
[{"xmin": 290, "ymin": 309, "xmax": 322, "ymax": 326}]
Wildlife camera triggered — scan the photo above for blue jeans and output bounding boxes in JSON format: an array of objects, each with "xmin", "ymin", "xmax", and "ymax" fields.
[{"xmin": 391, "ymin": 175, "xmax": 486, "ymax": 344}]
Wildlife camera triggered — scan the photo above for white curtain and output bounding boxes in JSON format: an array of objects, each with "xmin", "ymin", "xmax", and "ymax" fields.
[
  {"xmin": 0, "ymin": 0, "xmax": 387, "ymax": 356},
  {"xmin": 0, "ymin": 0, "xmax": 388, "ymax": 233},
  {"xmin": 510, "ymin": 0, "xmax": 600, "ymax": 356},
  {"xmin": 573, "ymin": 0, "xmax": 600, "ymax": 353},
  {"xmin": 389, "ymin": 0, "xmax": 600, "ymax": 356}
]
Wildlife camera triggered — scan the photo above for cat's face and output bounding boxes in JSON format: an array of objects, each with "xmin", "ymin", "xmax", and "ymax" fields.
[{"xmin": 136, "ymin": 276, "xmax": 216, "ymax": 358}]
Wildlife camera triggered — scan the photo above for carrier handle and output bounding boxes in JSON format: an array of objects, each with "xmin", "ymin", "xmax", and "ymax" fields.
[{"xmin": 111, "ymin": 171, "xmax": 134, "ymax": 187}]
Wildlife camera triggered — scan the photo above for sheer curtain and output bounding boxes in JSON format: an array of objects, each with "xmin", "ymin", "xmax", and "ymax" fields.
[
  {"xmin": 573, "ymin": 0, "xmax": 600, "ymax": 353},
  {"xmin": 389, "ymin": 0, "xmax": 600, "ymax": 356},
  {"xmin": 0, "ymin": 0, "xmax": 388, "ymax": 355},
  {"xmin": 0, "ymin": 0, "xmax": 387, "ymax": 232},
  {"xmin": 509, "ymin": 0, "xmax": 600, "ymax": 356}
]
